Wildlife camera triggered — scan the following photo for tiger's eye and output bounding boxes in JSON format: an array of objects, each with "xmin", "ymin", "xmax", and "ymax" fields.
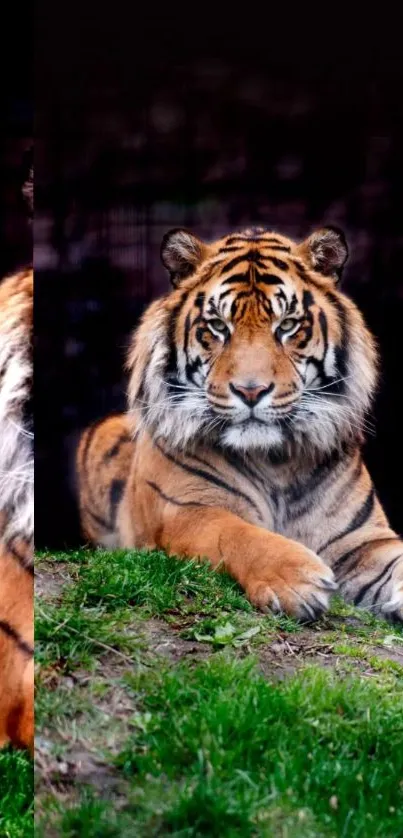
[
  {"xmin": 209, "ymin": 318, "xmax": 228, "ymax": 333},
  {"xmin": 278, "ymin": 318, "xmax": 298, "ymax": 334}
]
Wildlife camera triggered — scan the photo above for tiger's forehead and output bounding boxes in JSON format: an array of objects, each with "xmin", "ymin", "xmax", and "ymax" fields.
[
  {"xmin": 201, "ymin": 228, "xmax": 317, "ymax": 288},
  {"xmin": 206, "ymin": 271, "xmax": 307, "ymax": 325},
  {"xmin": 209, "ymin": 228, "xmax": 294, "ymax": 260},
  {"xmin": 195, "ymin": 231, "xmax": 321, "ymax": 322},
  {"xmin": 213, "ymin": 227, "xmax": 294, "ymax": 249}
]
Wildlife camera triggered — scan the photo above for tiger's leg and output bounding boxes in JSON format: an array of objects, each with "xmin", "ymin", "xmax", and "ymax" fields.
[
  {"xmin": 154, "ymin": 506, "xmax": 336, "ymax": 619},
  {"xmin": 123, "ymin": 441, "xmax": 337, "ymax": 621},
  {"xmin": 320, "ymin": 466, "xmax": 403, "ymax": 620},
  {"xmin": 76, "ymin": 414, "xmax": 135, "ymax": 548}
]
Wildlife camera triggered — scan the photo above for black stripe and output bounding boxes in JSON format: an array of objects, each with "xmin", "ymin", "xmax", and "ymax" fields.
[
  {"xmin": 218, "ymin": 288, "xmax": 233, "ymax": 302},
  {"xmin": 110, "ymin": 479, "xmax": 125, "ymax": 526},
  {"xmin": 183, "ymin": 310, "xmax": 192, "ymax": 357},
  {"xmin": 79, "ymin": 416, "xmax": 123, "ymax": 517},
  {"xmin": 318, "ymin": 310, "xmax": 328, "ymax": 356},
  {"xmin": 81, "ymin": 416, "xmax": 109, "ymax": 473},
  {"xmin": 372, "ymin": 557, "xmax": 402, "ymax": 606},
  {"xmin": 218, "ymin": 246, "xmax": 244, "ymax": 253},
  {"xmin": 166, "ymin": 293, "xmax": 187, "ymax": 376},
  {"xmin": 329, "ymin": 457, "xmax": 363, "ymax": 513},
  {"xmin": 333, "ymin": 536, "xmax": 399, "ymax": 575},
  {"xmin": 287, "ymin": 293, "xmax": 298, "ymax": 315},
  {"xmin": 220, "ymin": 253, "xmax": 267, "ymax": 275},
  {"xmin": 221, "ymin": 272, "xmax": 249, "ymax": 287},
  {"xmin": 266, "ymin": 256, "xmax": 289, "ymax": 271},
  {"xmin": 103, "ymin": 433, "xmax": 131, "ymax": 461},
  {"xmin": 286, "ymin": 447, "xmax": 344, "ymax": 507},
  {"xmin": 219, "ymin": 449, "xmax": 265, "ymax": 495},
  {"xmin": 372, "ymin": 556, "xmax": 401, "ymax": 605},
  {"xmin": 194, "ymin": 291, "xmax": 205, "ymax": 312},
  {"xmin": 255, "ymin": 291, "xmax": 273, "ymax": 318},
  {"xmin": 84, "ymin": 507, "xmax": 114, "ymax": 532},
  {"xmin": 195, "ymin": 326, "xmax": 211, "ymax": 351},
  {"xmin": 255, "ymin": 274, "xmax": 284, "ymax": 286},
  {"xmin": 5, "ymin": 538, "xmax": 34, "ymax": 575},
  {"xmin": 0, "ymin": 620, "xmax": 33, "ymax": 657},
  {"xmin": 354, "ymin": 555, "xmax": 402, "ymax": 606},
  {"xmin": 287, "ymin": 259, "xmax": 326, "ymax": 290},
  {"xmin": 302, "ymin": 289, "xmax": 314, "ymax": 310},
  {"xmin": 135, "ymin": 368, "xmax": 147, "ymax": 406},
  {"xmin": 220, "ymin": 255, "xmax": 249, "ymax": 275},
  {"xmin": 146, "ymin": 481, "xmax": 205, "ymax": 507},
  {"xmin": 230, "ymin": 292, "xmax": 249, "ymax": 318},
  {"xmin": 325, "ymin": 291, "xmax": 349, "ymax": 389},
  {"xmin": 230, "ymin": 290, "xmax": 250, "ymax": 306},
  {"xmin": 185, "ymin": 356, "xmax": 203, "ymax": 382},
  {"xmin": 166, "ymin": 378, "xmax": 188, "ymax": 402},
  {"xmin": 155, "ymin": 441, "xmax": 262, "ymax": 519},
  {"xmin": 187, "ymin": 451, "xmax": 225, "ymax": 476},
  {"xmin": 320, "ymin": 488, "xmax": 376, "ymax": 553}
]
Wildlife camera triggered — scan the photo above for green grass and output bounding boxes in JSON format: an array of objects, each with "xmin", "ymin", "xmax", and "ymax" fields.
[
  {"xmin": 35, "ymin": 548, "xmax": 305, "ymax": 674},
  {"xmin": 118, "ymin": 657, "xmax": 403, "ymax": 837},
  {"xmin": 57, "ymin": 547, "xmax": 253, "ymax": 614},
  {"xmin": 35, "ymin": 549, "xmax": 403, "ymax": 837},
  {"xmin": 0, "ymin": 748, "xmax": 33, "ymax": 838}
]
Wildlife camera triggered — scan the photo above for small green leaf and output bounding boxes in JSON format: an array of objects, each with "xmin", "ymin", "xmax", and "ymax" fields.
[
  {"xmin": 383, "ymin": 634, "xmax": 403, "ymax": 647},
  {"xmin": 233, "ymin": 626, "xmax": 261, "ymax": 647},
  {"xmin": 214, "ymin": 622, "xmax": 237, "ymax": 642}
]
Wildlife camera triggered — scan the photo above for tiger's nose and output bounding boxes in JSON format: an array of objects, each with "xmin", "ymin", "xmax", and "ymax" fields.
[{"xmin": 229, "ymin": 381, "xmax": 274, "ymax": 406}]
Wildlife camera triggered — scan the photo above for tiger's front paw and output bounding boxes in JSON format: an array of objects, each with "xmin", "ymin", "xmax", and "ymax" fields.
[{"xmin": 244, "ymin": 544, "xmax": 337, "ymax": 622}]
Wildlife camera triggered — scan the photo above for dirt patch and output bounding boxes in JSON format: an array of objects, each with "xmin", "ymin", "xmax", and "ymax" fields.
[
  {"xmin": 35, "ymin": 561, "xmax": 74, "ymax": 599},
  {"xmin": 256, "ymin": 626, "xmax": 403, "ymax": 680},
  {"xmin": 143, "ymin": 618, "xmax": 212, "ymax": 661},
  {"xmin": 142, "ymin": 617, "xmax": 403, "ymax": 680},
  {"xmin": 366, "ymin": 640, "xmax": 403, "ymax": 665},
  {"xmin": 35, "ymin": 660, "xmax": 137, "ymax": 810},
  {"xmin": 36, "ymin": 735, "xmax": 124, "ymax": 796},
  {"xmin": 253, "ymin": 629, "xmax": 339, "ymax": 679}
]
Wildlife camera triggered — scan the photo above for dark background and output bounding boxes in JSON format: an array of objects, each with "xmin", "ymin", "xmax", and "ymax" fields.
[
  {"xmin": 0, "ymin": 112, "xmax": 32, "ymax": 279},
  {"xmin": 0, "ymin": 7, "xmax": 32, "ymax": 276},
  {"xmin": 36, "ymin": 11, "xmax": 403, "ymax": 547}
]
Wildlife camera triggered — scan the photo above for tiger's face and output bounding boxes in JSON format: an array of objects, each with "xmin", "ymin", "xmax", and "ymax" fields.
[{"xmin": 128, "ymin": 227, "xmax": 377, "ymax": 454}]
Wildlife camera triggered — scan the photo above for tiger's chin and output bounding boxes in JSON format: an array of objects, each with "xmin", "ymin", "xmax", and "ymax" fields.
[
  {"xmin": 220, "ymin": 420, "xmax": 285, "ymax": 452},
  {"xmin": 216, "ymin": 412, "xmax": 351, "ymax": 457}
]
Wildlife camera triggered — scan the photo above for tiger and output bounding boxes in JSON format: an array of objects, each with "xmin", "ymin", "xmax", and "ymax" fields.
[
  {"xmin": 76, "ymin": 225, "xmax": 403, "ymax": 623},
  {"xmin": 0, "ymin": 268, "xmax": 34, "ymax": 752}
]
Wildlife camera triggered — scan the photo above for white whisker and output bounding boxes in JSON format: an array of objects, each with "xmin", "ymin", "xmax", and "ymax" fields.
[{"xmin": 305, "ymin": 375, "xmax": 353, "ymax": 393}]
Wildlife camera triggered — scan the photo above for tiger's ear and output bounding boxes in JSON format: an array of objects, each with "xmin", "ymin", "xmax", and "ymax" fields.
[
  {"xmin": 161, "ymin": 228, "xmax": 207, "ymax": 287},
  {"xmin": 298, "ymin": 226, "xmax": 348, "ymax": 281}
]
